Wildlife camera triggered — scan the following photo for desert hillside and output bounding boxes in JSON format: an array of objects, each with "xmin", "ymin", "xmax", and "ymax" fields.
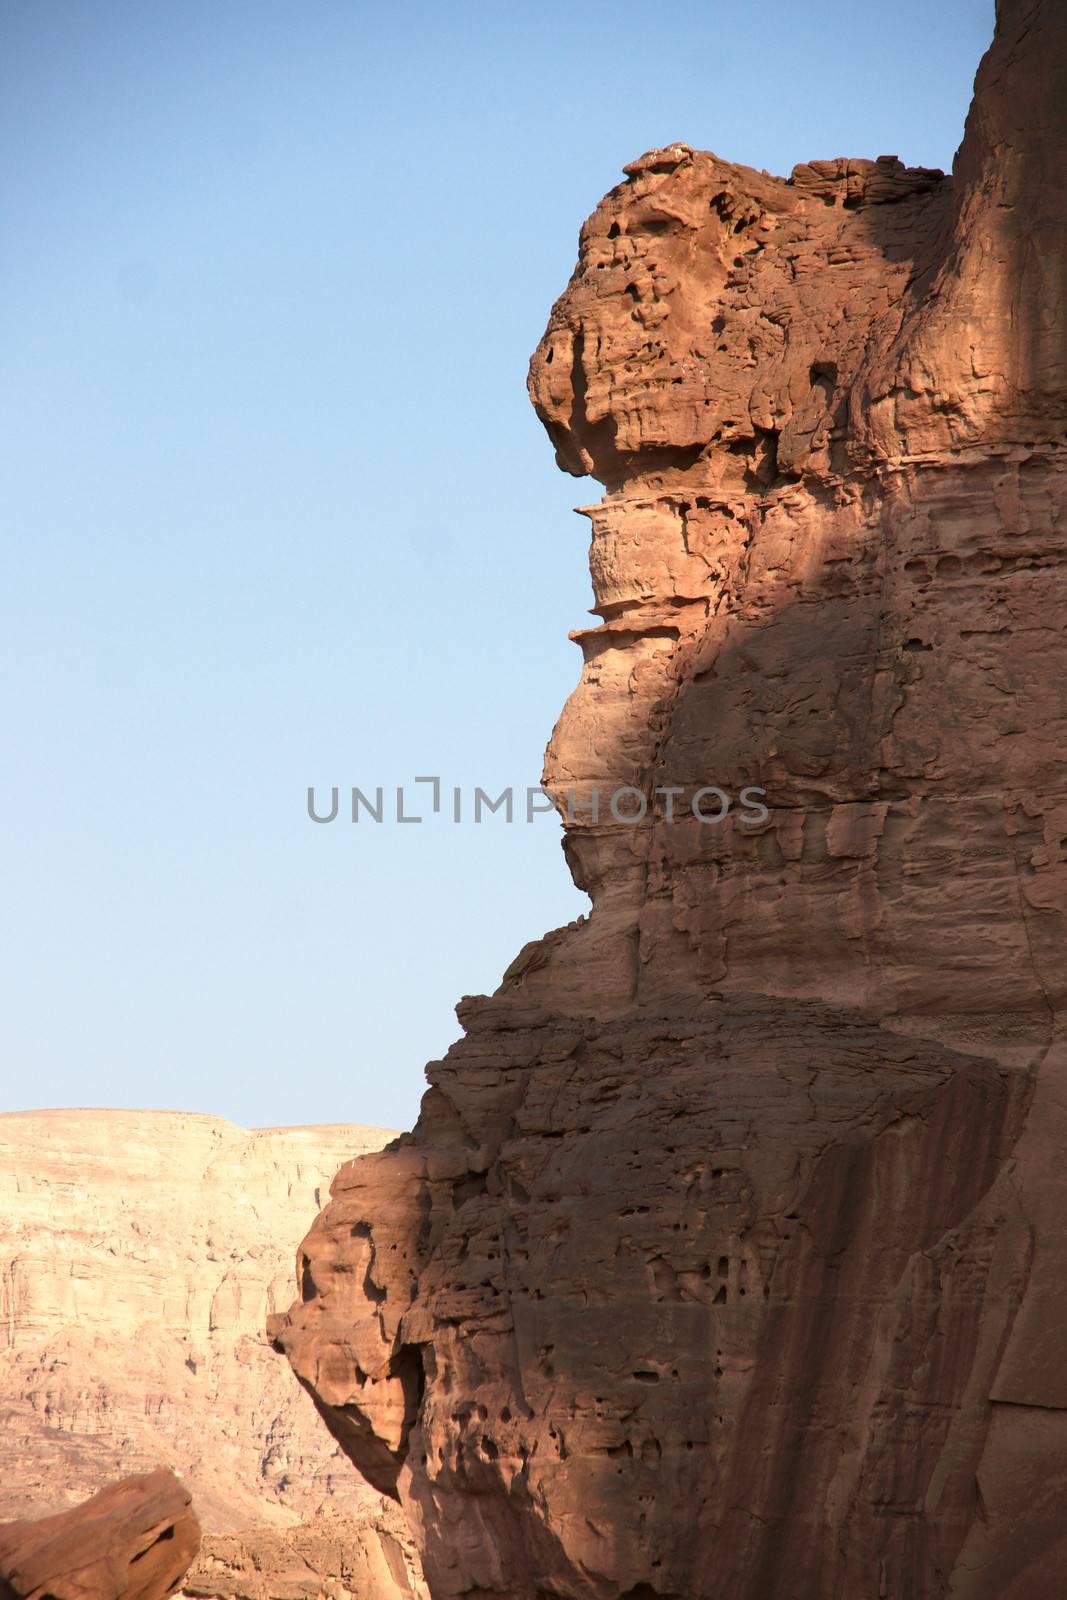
[{"xmin": 0, "ymin": 1108, "xmax": 391, "ymax": 1531}]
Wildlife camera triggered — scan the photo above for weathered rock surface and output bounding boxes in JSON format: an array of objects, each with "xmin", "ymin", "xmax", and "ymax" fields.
[
  {"xmin": 0, "ymin": 1469, "xmax": 200, "ymax": 1600},
  {"xmin": 184, "ymin": 1504, "xmax": 425, "ymax": 1600},
  {"xmin": 0, "ymin": 1110, "xmax": 423, "ymax": 1598},
  {"xmin": 273, "ymin": 3, "xmax": 1067, "ymax": 1596}
]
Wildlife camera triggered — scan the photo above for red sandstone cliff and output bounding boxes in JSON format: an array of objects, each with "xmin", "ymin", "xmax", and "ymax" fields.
[{"xmin": 272, "ymin": 4, "xmax": 1067, "ymax": 1595}]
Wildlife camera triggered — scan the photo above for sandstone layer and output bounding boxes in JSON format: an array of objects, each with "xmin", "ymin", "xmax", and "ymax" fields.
[
  {"xmin": 0, "ymin": 1110, "xmax": 425, "ymax": 1598},
  {"xmin": 0, "ymin": 1469, "xmax": 199, "ymax": 1600},
  {"xmin": 273, "ymin": 3, "xmax": 1067, "ymax": 1596},
  {"xmin": 184, "ymin": 1503, "xmax": 424, "ymax": 1600}
]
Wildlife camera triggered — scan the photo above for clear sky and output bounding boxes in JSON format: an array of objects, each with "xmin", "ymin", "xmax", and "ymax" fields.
[{"xmin": 1, "ymin": 0, "xmax": 994, "ymax": 1131}]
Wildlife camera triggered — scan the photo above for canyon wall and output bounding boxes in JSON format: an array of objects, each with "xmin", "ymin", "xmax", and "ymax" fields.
[
  {"xmin": 0, "ymin": 1110, "xmax": 426, "ymax": 1599},
  {"xmin": 272, "ymin": 3, "xmax": 1067, "ymax": 1596}
]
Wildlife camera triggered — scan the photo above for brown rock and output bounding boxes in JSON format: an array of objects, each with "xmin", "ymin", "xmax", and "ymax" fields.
[
  {"xmin": 0, "ymin": 1469, "xmax": 199, "ymax": 1600},
  {"xmin": 274, "ymin": 3, "xmax": 1067, "ymax": 1596},
  {"xmin": 181, "ymin": 1503, "xmax": 426, "ymax": 1600}
]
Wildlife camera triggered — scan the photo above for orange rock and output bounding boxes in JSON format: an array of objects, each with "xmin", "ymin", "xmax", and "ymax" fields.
[
  {"xmin": 0, "ymin": 1470, "xmax": 199, "ymax": 1600},
  {"xmin": 274, "ymin": 3, "xmax": 1067, "ymax": 1595}
]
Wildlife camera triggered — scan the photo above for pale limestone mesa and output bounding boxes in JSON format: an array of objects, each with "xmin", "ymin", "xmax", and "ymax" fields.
[
  {"xmin": 270, "ymin": 2, "xmax": 1067, "ymax": 1596},
  {"xmin": 0, "ymin": 1110, "xmax": 426, "ymax": 1600}
]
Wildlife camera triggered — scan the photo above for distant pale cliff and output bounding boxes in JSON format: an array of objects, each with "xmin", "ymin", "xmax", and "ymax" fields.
[{"xmin": 0, "ymin": 1109, "xmax": 426, "ymax": 1598}]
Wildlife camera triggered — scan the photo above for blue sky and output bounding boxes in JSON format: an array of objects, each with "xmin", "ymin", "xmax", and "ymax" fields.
[{"xmin": 0, "ymin": 0, "xmax": 993, "ymax": 1130}]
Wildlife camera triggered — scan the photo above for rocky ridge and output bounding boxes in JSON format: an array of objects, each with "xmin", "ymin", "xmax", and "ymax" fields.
[{"xmin": 264, "ymin": 1, "xmax": 1067, "ymax": 1594}]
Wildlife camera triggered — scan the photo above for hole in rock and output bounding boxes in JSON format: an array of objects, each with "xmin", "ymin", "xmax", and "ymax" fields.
[{"xmin": 131, "ymin": 1527, "xmax": 174, "ymax": 1562}]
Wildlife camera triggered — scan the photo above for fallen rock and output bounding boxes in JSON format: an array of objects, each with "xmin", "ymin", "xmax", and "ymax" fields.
[{"xmin": 0, "ymin": 1469, "xmax": 199, "ymax": 1600}]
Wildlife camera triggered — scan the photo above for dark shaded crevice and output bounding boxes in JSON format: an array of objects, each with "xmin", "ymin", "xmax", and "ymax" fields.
[
  {"xmin": 298, "ymin": 1342, "xmax": 426, "ymax": 1504},
  {"xmin": 620, "ymin": 1587, "xmax": 683, "ymax": 1600},
  {"xmin": 301, "ymin": 1378, "xmax": 407, "ymax": 1500},
  {"xmin": 350, "ymin": 1221, "xmax": 388, "ymax": 1305}
]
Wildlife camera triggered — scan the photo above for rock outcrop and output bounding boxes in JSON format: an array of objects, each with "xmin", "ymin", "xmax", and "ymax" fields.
[
  {"xmin": 0, "ymin": 1111, "xmax": 424, "ymax": 1598},
  {"xmin": 273, "ymin": 3, "xmax": 1067, "ymax": 1596},
  {"xmin": 183, "ymin": 1503, "xmax": 425, "ymax": 1600},
  {"xmin": 0, "ymin": 1469, "xmax": 200, "ymax": 1600}
]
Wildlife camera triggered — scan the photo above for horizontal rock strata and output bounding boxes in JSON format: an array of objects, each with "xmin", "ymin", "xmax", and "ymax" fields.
[
  {"xmin": 273, "ymin": 3, "xmax": 1067, "ymax": 1596},
  {"xmin": 0, "ymin": 1111, "xmax": 422, "ymax": 1598},
  {"xmin": 182, "ymin": 1503, "xmax": 426, "ymax": 1600}
]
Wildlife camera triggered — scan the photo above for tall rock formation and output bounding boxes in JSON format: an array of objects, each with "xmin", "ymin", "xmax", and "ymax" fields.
[
  {"xmin": 272, "ymin": 4, "xmax": 1067, "ymax": 1595},
  {"xmin": 0, "ymin": 1111, "xmax": 425, "ymax": 1599}
]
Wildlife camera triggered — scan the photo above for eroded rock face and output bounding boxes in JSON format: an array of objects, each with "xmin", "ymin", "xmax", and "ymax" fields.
[
  {"xmin": 182, "ymin": 1503, "xmax": 426, "ymax": 1600},
  {"xmin": 0, "ymin": 1469, "xmax": 200, "ymax": 1600},
  {"xmin": 0, "ymin": 1110, "xmax": 423, "ymax": 1598},
  {"xmin": 273, "ymin": 4, "xmax": 1067, "ymax": 1595}
]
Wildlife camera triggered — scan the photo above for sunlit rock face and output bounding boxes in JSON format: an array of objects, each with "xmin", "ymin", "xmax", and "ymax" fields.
[{"xmin": 272, "ymin": 4, "xmax": 1067, "ymax": 1595}]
